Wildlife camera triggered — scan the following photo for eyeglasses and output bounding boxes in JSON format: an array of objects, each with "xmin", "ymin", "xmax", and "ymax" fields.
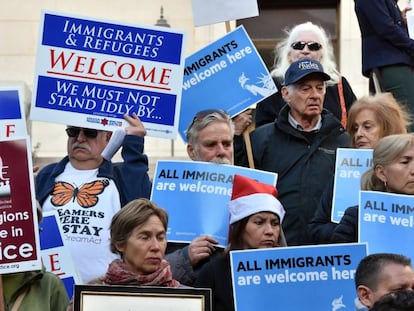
[
  {"xmin": 291, "ymin": 41, "xmax": 322, "ymax": 51},
  {"xmin": 65, "ymin": 127, "xmax": 99, "ymax": 139}
]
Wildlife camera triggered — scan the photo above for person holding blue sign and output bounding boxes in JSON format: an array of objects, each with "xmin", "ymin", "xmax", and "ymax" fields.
[
  {"xmin": 165, "ymin": 109, "xmax": 235, "ymax": 285},
  {"xmin": 255, "ymin": 21, "xmax": 356, "ymax": 129},
  {"xmin": 332, "ymin": 133, "xmax": 414, "ymax": 243},
  {"xmin": 194, "ymin": 174, "xmax": 286, "ymax": 311},
  {"xmin": 309, "ymin": 92, "xmax": 410, "ymax": 243},
  {"xmin": 235, "ymin": 58, "xmax": 349, "ymax": 246},
  {"xmin": 354, "ymin": 253, "xmax": 414, "ymax": 310},
  {"xmin": 36, "ymin": 113, "xmax": 152, "ymax": 283}
]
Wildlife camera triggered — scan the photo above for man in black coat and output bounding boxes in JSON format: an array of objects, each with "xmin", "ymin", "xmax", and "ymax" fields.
[{"xmin": 235, "ymin": 58, "xmax": 350, "ymax": 245}]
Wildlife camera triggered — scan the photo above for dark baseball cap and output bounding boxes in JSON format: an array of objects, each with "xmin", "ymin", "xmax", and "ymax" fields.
[{"xmin": 284, "ymin": 58, "xmax": 331, "ymax": 86}]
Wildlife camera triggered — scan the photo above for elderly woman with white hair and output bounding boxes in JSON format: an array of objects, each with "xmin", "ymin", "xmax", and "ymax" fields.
[{"xmin": 255, "ymin": 21, "xmax": 356, "ymax": 128}]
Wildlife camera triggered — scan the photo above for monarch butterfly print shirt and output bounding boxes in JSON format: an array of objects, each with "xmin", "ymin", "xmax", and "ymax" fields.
[{"xmin": 42, "ymin": 162, "xmax": 121, "ymax": 283}]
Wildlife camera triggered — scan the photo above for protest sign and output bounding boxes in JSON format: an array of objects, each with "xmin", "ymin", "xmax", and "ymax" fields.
[
  {"xmin": 231, "ymin": 243, "xmax": 367, "ymax": 311},
  {"xmin": 332, "ymin": 148, "xmax": 373, "ymax": 223},
  {"xmin": 40, "ymin": 211, "xmax": 82, "ymax": 298},
  {"xmin": 0, "ymin": 137, "xmax": 41, "ymax": 274},
  {"xmin": 150, "ymin": 160, "xmax": 277, "ymax": 247},
  {"xmin": 191, "ymin": 0, "xmax": 259, "ymax": 27},
  {"xmin": 0, "ymin": 86, "xmax": 27, "ymax": 138},
  {"xmin": 179, "ymin": 26, "xmax": 276, "ymax": 142},
  {"xmin": 359, "ymin": 191, "xmax": 414, "ymax": 259},
  {"xmin": 407, "ymin": 10, "xmax": 414, "ymax": 39},
  {"xmin": 31, "ymin": 11, "xmax": 186, "ymax": 139}
]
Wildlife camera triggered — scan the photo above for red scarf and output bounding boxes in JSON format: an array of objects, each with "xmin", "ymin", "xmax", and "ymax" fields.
[{"xmin": 104, "ymin": 259, "xmax": 180, "ymax": 288}]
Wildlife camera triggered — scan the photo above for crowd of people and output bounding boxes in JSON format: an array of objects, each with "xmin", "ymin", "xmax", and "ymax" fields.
[{"xmin": 5, "ymin": 2, "xmax": 414, "ymax": 310}]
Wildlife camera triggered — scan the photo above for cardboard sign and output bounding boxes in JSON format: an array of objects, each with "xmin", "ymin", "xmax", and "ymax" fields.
[
  {"xmin": 179, "ymin": 26, "xmax": 276, "ymax": 142},
  {"xmin": 150, "ymin": 160, "xmax": 278, "ymax": 247},
  {"xmin": 332, "ymin": 148, "xmax": 373, "ymax": 223},
  {"xmin": 31, "ymin": 11, "xmax": 186, "ymax": 139},
  {"xmin": 231, "ymin": 243, "xmax": 367, "ymax": 311},
  {"xmin": 359, "ymin": 191, "xmax": 414, "ymax": 260},
  {"xmin": 40, "ymin": 211, "xmax": 82, "ymax": 298},
  {"xmin": 0, "ymin": 137, "xmax": 41, "ymax": 274},
  {"xmin": 0, "ymin": 86, "xmax": 27, "ymax": 138},
  {"xmin": 191, "ymin": 0, "xmax": 259, "ymax": 26}
]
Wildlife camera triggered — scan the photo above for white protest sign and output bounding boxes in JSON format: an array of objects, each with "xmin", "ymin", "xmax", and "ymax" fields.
[
  {"xmin": 31, "ymin": 11, "xmax": 186, "ymax": 139},
  {"xmin": 191, "ymin": 0, "xmax": 259, "ymax": 27}
]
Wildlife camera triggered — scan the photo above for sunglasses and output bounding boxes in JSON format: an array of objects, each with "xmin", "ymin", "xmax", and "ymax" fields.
[
  {"xmin": 291, "ymin": 41, "xmax": 322, "ymax": 51},
  {"xmin": 65, "ymin": 127, "xmax": 99, "ymax": 139}
]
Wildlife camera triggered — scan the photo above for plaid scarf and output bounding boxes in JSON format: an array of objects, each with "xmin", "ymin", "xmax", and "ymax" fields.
[{"xmin": 103, "ymin": 259, "xmax": 180, "ymax": 288}]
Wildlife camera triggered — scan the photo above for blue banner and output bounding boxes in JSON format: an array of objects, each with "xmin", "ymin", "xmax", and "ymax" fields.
[
  {"xmin": 43, "ymin": 13, "xmax": 183, "ymax": 64},
  {"xmin": 179, "ymin": 26, "xmax": 276, "ymax": 142},
  {"xmin": 231, "ymin": 243, "xmax": 367, "ymax": 311},
  {"xmin": 0, "ymin": 90, "xmax": 21, "ymax": 119},
  {"xmin": 359, "ymin": 191, "xmax": 414, "ymax": 260},
  {"xmin": 35, "ymin": 76, "xmax": 176, "ymax": 126},
  {"xmin": 150, "ymin": 160, "xmax": 278, "ymax": 247},
  {"xmin": 332, "ymin": 149, "xmax": 373, "ymax": 223}
]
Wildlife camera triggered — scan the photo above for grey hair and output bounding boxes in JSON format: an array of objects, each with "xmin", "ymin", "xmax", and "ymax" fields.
[
  {"xmin": 186, "ymin": 111, "xmax": 234, "ymax": 146},
  {"xmin": 270, "ymin": 21, "xmax": 340, "ymax": 85},
  {"xmin": 361, "ymin": 134, "xmax": 414, "ymax": 191}
]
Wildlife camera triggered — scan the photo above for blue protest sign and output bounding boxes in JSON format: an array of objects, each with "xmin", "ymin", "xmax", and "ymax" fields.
[
  {"xmin": 40, "ymin": 211, "xmax": 82, "ymax": 298},
  {"xmin": 332, "ymin": 148, "xmax": 373, "ymax": 222},
  {"xmin": 179, "ymin": 26, "xmax": 276, "ymax": 142},
  {"xmin": 0, "ymin": 87, "xmax": 27, "ymax": 138},
  {"xmin": 231, "ymin": 243, "xmax": 367, "ymax": 311},
  {"xmin": 150, "ymin": 160, "xmax": 278, "ymax": 247},
  {"xmin": 359, "ymin": 191, "xmax": 414, "ymax": 260},
  {"xmin": 31, "ymin": 11, "xmax": 186, "ymax": 139}
]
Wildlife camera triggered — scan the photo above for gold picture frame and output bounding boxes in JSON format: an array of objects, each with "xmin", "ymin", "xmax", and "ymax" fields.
[{"xmin": 74, "ymin": 285, "xmax": 212, "ymax": 311}]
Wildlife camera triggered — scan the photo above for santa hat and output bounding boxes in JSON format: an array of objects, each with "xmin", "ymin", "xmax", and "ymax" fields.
[{"xmin": 228, "ymin": 174, "xmax": 285, "ymax": 224}]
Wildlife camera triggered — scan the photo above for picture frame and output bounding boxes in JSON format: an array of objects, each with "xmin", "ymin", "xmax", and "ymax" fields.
[{"xmin": 73, "ymin": 285, "xmax": 212, "ymax": 311}]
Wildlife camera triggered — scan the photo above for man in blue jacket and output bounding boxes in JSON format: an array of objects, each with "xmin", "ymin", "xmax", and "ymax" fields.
[
  {"xmin": 235, "ymin": 58, "xmax": 350, "ymax": 245},
  {"xmin": 36, "ymin": 113, "xmax": 151, "ymax": 283},
  {"xmin": 354, "ymin": 0, "xmax": 414, "ymax": 130}
]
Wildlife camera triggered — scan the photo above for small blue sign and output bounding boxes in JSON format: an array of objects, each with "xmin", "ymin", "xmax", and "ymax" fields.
[
  {"xmin": 179, "ymin": 26, "xmax": 276, "ymax": 142},
  {"xmin": 0, "ymin": 90, "xmax": 21, "ymax": 119},
  {"xmin": 359, "ymin": 191, "xmax": 414, "ymax": 260},
  {"xmin": 332, "ymin": 149, "xmax": 373, "ymax": 223},
  {"xmin": 231, "ymin": 243, "xmax": 367, "ymax": 311},
  {"xmin": 150, "ymin": 160, "xmax": 278, "ymax": 247}
]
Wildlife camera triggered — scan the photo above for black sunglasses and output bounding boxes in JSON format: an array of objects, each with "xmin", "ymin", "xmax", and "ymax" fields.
[
  {"xmin": 65, "ymin": 127, "xmax": 99, "ymax": 139},
  {"xmin": 291, "ymin": 41, "xmax": 322, "ymax": 51}
]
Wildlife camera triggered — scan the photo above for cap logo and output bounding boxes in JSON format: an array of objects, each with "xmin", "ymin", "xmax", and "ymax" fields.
[{"xmin": 298, "ymin": 60, "xmax": 319, "ymax": 71}]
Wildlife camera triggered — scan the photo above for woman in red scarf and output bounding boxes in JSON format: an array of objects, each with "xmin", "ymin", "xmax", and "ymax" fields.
[{"xmin": 92, "ymin": 198, "xmax": 180, "ymax": 287}]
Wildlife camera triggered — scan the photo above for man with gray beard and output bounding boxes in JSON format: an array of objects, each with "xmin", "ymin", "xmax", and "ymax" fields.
[
  {"xmin": 36, "ymin": 113, "xmax": 151, "ymax": 283},
  {"xmin": 166, "ymin": 109, "xmax": 250, "ymax": 285}
]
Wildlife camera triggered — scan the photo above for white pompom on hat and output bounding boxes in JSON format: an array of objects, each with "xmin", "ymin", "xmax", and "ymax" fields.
[{"xmin": 228, "ymin": 174, "xmax": 285, "ymax": 224}]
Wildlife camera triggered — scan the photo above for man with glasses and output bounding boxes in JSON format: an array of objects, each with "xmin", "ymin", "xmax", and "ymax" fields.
[
  {"xmin": 235, "ymin": 58, "xmax": 350, "ymax": 246},
  {"xmin": 36, "ymin": 113, "xmax": 152, "ymax": 283}
]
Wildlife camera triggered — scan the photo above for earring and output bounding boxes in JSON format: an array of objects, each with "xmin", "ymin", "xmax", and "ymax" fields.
[{"xmin": 383, "ymin": 180, "xmax": 387, "ymax": 189}]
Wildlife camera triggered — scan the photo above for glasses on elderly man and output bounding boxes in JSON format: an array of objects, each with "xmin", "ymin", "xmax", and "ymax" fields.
[
  {"xmin": 65, "ymin": 127, "xmax": 99, "ymax": 139},
  {"xmin": 291, "ymin": 41, "xmax": 322, "ymax": 51}
]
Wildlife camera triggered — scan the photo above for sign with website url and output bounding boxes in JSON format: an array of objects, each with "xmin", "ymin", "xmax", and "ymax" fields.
[{"xmin": 30, "ymin": 11, "xmax": 186, "ymax": 139}]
